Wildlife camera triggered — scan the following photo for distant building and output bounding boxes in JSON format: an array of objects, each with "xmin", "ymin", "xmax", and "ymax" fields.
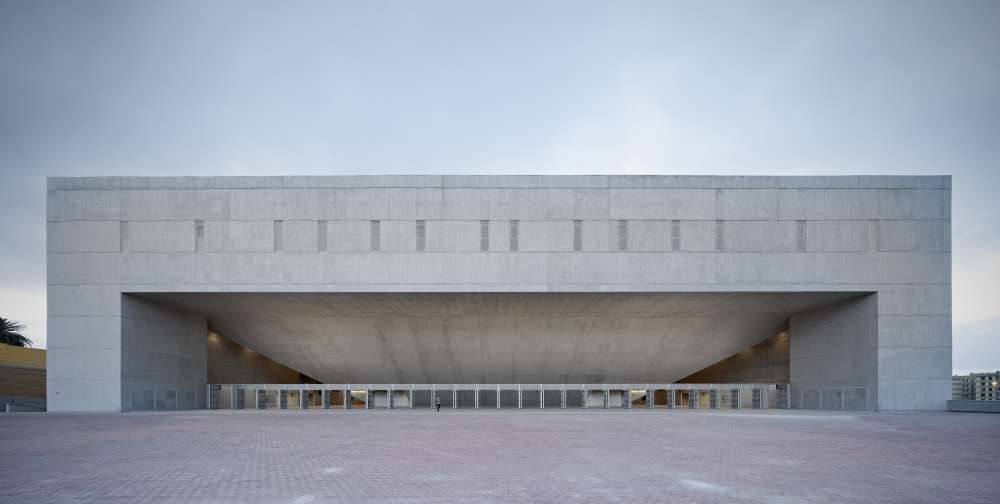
[{"xmin": 952, "ymin": 372, "xmax": 999, "ymax": 401}]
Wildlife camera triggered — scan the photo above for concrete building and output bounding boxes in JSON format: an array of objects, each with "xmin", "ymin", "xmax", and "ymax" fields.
[
  {"xmin": 45, "ymin": 175, "xmax": 952, "ymax": 412},
  {"xmin": 953, "ymin": 372, "xmax": 999, "ymax": 401}
]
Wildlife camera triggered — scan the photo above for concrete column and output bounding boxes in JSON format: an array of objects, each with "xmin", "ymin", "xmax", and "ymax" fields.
[
  {"xmin": 496, "ymin": 386, "xmax": 501, "ymax": 409},
  {"xmin": 518, "ymin": 385, "xmax": 522, "ymax": 409},
  {"xmin": 388, "ymin": 387, "xmax": 393, "ymax": 410},
  {"xmin": 561, "ymin": 387, "xmax": 566, "ymax": 409},
  {"xmin": 409, "ymin": 387, "xmax": 414, "ymax": 410},
  {"xmin": 474, "ymin": 385, "xmax": 479, "ymax": 409},
  {"xmin": 603, "ymin": 387, "xmax": 608, "ymax": 409}
]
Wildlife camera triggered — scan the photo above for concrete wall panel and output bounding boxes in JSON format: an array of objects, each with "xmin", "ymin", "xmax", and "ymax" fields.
[
  {"xmin": 47, "ymin": 316, "xmax": 122, "ymax": 350},
  {"xmin": 878, "ymin": 220, "xmax": 950, "ymax": 252},
  {"xmin": 681, "ymin": 221, "xmax": 716, "ymax": 252},
  {"xmin": 426, "ymin": 221, "xmax": 479, "ymax": 252},
  {"xmin": 122, "ymin": 254, "xmax": 197, "ymax": 285},
  {"xmin": 789, "ymin": 294, "xmax": 877, "ymax": 394},
  {"xmin": 203, "ymin": 221, "xmax": 274, "ymax": 253},
  {"xmin": 47, "ymin": 253, "xmax": 121, "ymax": 285},
  {"xmin": 778, "ymin": 189, "xmax": 879, "ymax": 220},
  {"xmin": 122, "ymin": 190, "xmax": 230, "ymax": 221},
  {"xmin": 47, "ymin": 285, "xmax": 122, "ymax": 317},
  {"xmin": 122, "ymin": 295, "xmax": 207, "ymax": 404},
  {"xmin": 47, "ymin": 189, "xmax": 121, "ymax": 220},
  {"xmin": 47, "ymin": 379, "xmax": 121, "ymax": 412},
  {"xmin": 282, "ymin": 220, "xmax": 318, "ymax": 252},
  {"xmin": 724, "ymin": 221, "xmax": 799, "ymax": 252},
  {"xmin": 519, "ymin": 221, "xmax": 574, "ymax": 252},
  {"xmin": 327, "ymin": 221, "xmax": 371, "ymax": 252},
  {"xmin": 877, "ymin": 189, "xmax": 950, "ymax": 219},
  {"xmin": 47, "ymin": 221, "xmax": 121, "ymax": 253},
  {"xmin": 806, "ymin": 221, "xmax": 873, "ymax": 252},
  {"xmin": 381, "ymin": 220, "xmax": 417, "ymax": 252},
  {"xmin": 195, "ymin": 254, "xmax": 282, "ymax": 284},
  {"xmin": 125, "ymin": 221, "xmax": 196, "ymax": 252},
  {"xmin": 630, "ymin": 220, "xmax": 670, "ymax": 251},
  {"xmin": 609, "ymin": 189, "xmax": 716, "ymax": 219},
  {"xmin": 718, "ymin": 189, "xmax": 779, "ymax": 220},
  {"xmin": 582, "ymin": 220, "xmax": 615, "ymax": 251}
]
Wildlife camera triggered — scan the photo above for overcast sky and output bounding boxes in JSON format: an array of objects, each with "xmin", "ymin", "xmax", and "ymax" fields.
[{"xmin": 1, "ymin": 1, "xmax": 997, "ymax": 373}]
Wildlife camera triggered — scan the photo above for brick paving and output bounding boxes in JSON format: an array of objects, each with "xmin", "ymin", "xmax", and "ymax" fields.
[{"xmin": 1, "ymin": 409, "xmax": 998, "ymax": 503}]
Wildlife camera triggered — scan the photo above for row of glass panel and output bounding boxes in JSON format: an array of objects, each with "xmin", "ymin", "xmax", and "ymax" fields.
[
  {"xmin": 207, "ymin": 385, "xmax": 794, "ymax": 410},
  {"xmin": 129, "ymin": 388, "xmax": 205, "ymax": 411}
]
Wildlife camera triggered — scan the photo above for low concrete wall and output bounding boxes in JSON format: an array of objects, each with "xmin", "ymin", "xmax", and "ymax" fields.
[
  {"xmin": 948, "ymin": 400, "xmax": 1000, "ymax": 413},
  {"xmin": 123, "ymin": 295, "xmax": 207, "ymax": 410},
  {"xmin": 789, "ymin": 294, "xmax": 877, "ymax": 408}
]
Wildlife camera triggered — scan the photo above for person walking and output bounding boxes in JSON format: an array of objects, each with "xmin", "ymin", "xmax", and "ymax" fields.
[{"xmin": 435, "ymin": 393, "xmax": 441, "ymax": 412}]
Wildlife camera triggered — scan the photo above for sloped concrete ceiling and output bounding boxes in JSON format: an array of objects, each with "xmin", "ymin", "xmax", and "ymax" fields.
[{"xmin": 136, "ymin": 292, "xmax": 864, "ymax": 384}]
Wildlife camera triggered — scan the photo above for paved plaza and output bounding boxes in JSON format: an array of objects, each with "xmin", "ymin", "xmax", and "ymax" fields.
[{"xmin": 2, "ymin": 409, "xmax": 998, "ymax": 503}]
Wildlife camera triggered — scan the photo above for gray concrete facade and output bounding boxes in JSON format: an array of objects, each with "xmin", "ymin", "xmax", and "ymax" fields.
[{"xmin": 46, "ymin": 175, "xmax": 951, "ymax": 411}]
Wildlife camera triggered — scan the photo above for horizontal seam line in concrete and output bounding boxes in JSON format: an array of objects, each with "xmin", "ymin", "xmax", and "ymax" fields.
[
  {"xmin": 47, "ymin": 282, "xmax": 952, "ymax": 287},
  {"xmin": 46, "ymin": 217, "xmax": 954, "ymax": 222},
  {"xmin": 47, "ymin": 185, "xmax": 953, "ymax": 190},
  {"xmin": 46, "ymin": 251, "xmax": 953, "ymax": 255}
]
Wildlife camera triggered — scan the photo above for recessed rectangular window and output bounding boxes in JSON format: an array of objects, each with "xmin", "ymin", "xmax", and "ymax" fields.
[
  {"xmin": 120, "ymin": 221, "xmax": 129, "ymax": 253},
  {"xmin": 671, "ymin": 220, "xmax": 681, "ymax": 251},
  {"xmin": 509, "ymin": 220, "xmax": 519, "ymax": 252},
  {"xmin": 370, "ymin": 220, "xmax": 380, "ymax": 252},
  {"xmin": 317, "ymin": 220, "xmax": 328, "ymax": 252},
  {"xmin": 274, "ymin": 220, "xmax": 283, "ymax": 252},
  {"xmin": 796, "ymin": 220, "xmax": 806, "ymax": 252},
  {"xmin": 416, "ymin": 220, "xmax": 426, "ymax": 252},
  {"xmin": 573, "ymin": 220, "xmax": 583, "ymax": 251},
  {"xmin": 480, "ymin": 220, "xmax": 489, "ymax": 252},
  {"xmin": 195, "ymin": 220, "xmax": 204, "ymax": 252},
  {"xmin": 715, "ymin": 220, "xmax": 725, "ymax": 251},
  {"xmin": 617, "ymin": 220, "xmax": 628, "ymax": 251}
]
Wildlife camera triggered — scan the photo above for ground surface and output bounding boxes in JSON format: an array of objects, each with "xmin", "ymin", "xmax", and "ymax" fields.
[{"xmin": 1, "ymin": 409, "xmax": 998, "ymax": 503}]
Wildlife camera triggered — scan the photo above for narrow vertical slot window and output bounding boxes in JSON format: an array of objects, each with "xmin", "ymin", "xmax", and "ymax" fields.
[
  {"xmin": 796, "ymin": 220, "xmax": 806, "ymax": 252},
  {"xmin": 370, "ymin": 220, "xmax": 380, "ymax": 252},
  {"xmin": 195, "ymin": 220, "xmax": 204, "ymax": 253},
  {"xmin": 509, "ymin": 220, "xmax": 519, "ymax": 252},
  {"xmin": 617, "ymin": 220, "xmax": 628, "ymax": 251},
  {"xmin": 715, "ymin": 220, "xmax": 725, "ymax": 251},
  {"xmin": 274, "ymin": 220, "xmax": 283, "ymax": 252},
  {"xmin": 573, "ymin": 220, "xmax": 582, "ymax": 251},
  {"xmin": 119, "ymin": 221, "xmax": 129, "ymax": 253},
  {"xmin": 317, "ymin": 220, "xmax": 327, "ymax": 252},
  {"xmin": 416, "ymin": 220, "xmax": 426, "ymax": 252},
  {"xmin": 671, "ymin": 220, "xmax": 681, "ymax": 251},
  {"xmin": 480, "ymin": 220, "xmax": 489, "ymax": 252}
]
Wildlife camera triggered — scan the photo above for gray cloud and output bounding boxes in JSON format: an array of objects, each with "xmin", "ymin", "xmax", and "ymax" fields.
[{"xmin": 1, "ymin": 0, "xmax": 997, "ymax": 371}]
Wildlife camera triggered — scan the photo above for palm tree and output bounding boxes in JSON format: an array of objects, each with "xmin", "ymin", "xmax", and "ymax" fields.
[{"xmin": 0, "ymin": 317, "xmax": 32, "ymax": 347}]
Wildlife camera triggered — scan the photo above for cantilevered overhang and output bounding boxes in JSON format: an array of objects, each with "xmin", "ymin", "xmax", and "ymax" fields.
[{"xmin": 133, "ymin": 291, "xmax": 868, "ymax": 384}]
